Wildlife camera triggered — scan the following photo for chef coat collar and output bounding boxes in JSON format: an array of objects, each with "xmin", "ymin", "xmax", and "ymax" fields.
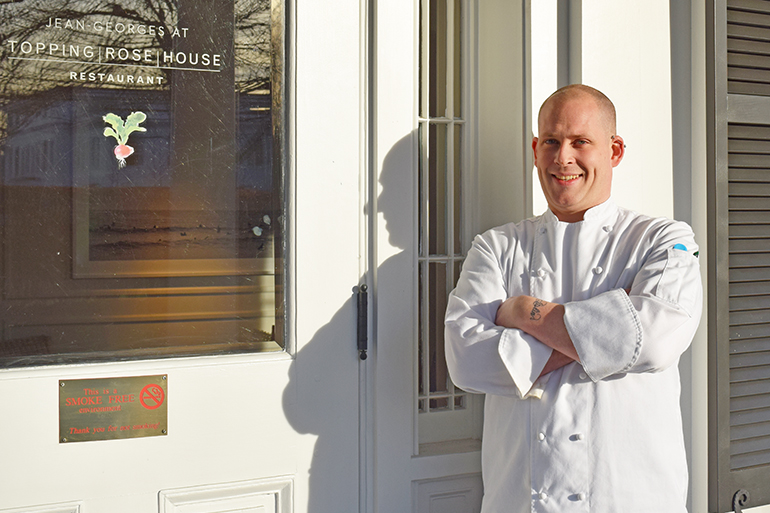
[{"xmin": 543, "ymin": 198, "xmax": 617, "ymax": 225}]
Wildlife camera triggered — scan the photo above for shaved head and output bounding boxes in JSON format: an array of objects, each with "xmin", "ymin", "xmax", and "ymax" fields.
[
  {"xmin": 538, "ymin": 84, "xmax": 617, "ymax": 136},
  {"xmin": 532, "ymin": 84, "xmax": 625, "ymax": 222}
]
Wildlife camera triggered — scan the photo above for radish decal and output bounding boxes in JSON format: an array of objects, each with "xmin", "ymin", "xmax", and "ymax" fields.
[{"xmin": 103, "ymin": 111, "xmax": 147, "ymax": 168}]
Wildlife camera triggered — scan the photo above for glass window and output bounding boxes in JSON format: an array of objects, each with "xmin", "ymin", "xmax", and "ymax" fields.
[
  {"xmin": 418, "ymin": 0, "xmax": 467, "ymax": 416},
  {"xmin": 0, "ymin": 0, "xmax": 287, "ymax": 366}
]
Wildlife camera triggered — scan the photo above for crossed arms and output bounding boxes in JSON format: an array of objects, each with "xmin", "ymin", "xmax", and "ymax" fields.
[
  {"xmin": 444, "ymin": 220, "xmax": 703, "ymax": 398},
  {"xmin": 495, "ymin": 295, "xmax": 578, "ymax": 378}
]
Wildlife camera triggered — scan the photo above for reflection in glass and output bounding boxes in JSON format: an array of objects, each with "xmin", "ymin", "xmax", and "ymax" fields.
[
  {"xmin": 0, "ymin": 0, "xmax": 286, "ymax": 366},
  {"xmin": 429, "ymin": 0, "xmax": 447, "ymax": 118},
  {"xmin": 428, "ymin": 262, "xmax": 448, "ymax": 395},
  {"xmin": 418, "ymin": 263, "xmax": 425, "ymax": 396},
  {"xmin": 429, "ymin": 397, "xmax": 449, "ymax": 410},
  {"xmin": 454, "ymin": 126, "xmax": 462, "ymax": 255},
  {"xmin": 453, "ymin": 0, "xmax": 462, "ymax": 117},
  {"xmin": 428, "ymin": 123, "xmax": 447, "ymax": 255}
]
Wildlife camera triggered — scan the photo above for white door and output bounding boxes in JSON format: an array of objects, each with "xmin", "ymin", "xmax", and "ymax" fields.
[
  {"xmin": 0, "ymin": 1, "xmax": 364, "ymax": 513},
  {"xmin": 369, "ymin": 0, "xmax": 531, "ymax": 511},
  {"xmin": 368, "ymin": 1, "xmax": 489, "ymax": 511}
]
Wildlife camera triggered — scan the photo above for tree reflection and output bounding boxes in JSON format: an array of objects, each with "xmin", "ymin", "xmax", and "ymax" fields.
[
  {"xmin": 0, "ymin": 0, "xmax": 272, "ymax": 141},
  {"xmin": 0, "ymin": 0, "xmax": 283, "ymax": 361}
]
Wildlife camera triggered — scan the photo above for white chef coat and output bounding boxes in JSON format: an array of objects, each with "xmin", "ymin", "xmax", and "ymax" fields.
[{"xmin": 445, "ymin": 200, "xmax": 702, "ymax": 513}]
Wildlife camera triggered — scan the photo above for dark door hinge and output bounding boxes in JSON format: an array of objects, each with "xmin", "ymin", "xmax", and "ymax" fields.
[{"xmin": 357, "ymin": 284, "xmax": 368, "ymax": 360}]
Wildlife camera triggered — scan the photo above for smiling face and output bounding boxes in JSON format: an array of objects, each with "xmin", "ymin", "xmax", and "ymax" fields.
[{"xmin": 532, "ymin": 90, "xmax": 624, "ymax": 222}]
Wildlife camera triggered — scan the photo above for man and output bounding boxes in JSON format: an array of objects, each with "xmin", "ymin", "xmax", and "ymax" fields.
[{"xmin": 444, "ymin": 84, "xmax": 702, "ymax": 512}]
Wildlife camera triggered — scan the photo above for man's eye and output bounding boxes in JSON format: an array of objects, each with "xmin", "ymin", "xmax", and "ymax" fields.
[
  {"xmin": 544, "ymin": 139, "xmax": 558, "ymax": 145},
  {"xmin": 574, "ymin": 140, "xmax": 589, "ymax": 146}
]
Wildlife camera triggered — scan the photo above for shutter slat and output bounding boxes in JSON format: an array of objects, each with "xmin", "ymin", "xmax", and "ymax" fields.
[
  {"xmin": 728, "ymin": 22, "xmax": 770, "ymax": 43},
  {"xmin": 731, "ymin": 392, "xmax": 770, "ymax": 411},
  {"xmin": 730, "ymin": 322, "xmax": 770, "ymax": 340},
  {"xmin": 730, "ymin": 266, "xmax": 770, "ymax": 281},
  {"xmin": 729, "ymin": 8, "xmax": 770, "ymax": 28},
  {"xmin": 729, "ymin": 211, "xmax": 770, "ymax": 223},
  {"xmin": 731, "ymin": 434, "xmax": 770, "ymax": 456},
  {"xmin": 730, "ymin": 123, "xmax": 770, "ymax": 139},
  {"xmin": 732, "ymin": 379, "xmax": 770, "ymax": 398},
  {"xmin": 731, "ymin": 295, "xmax": 770, "ymax": 310},
  {"xmin": 729, "ymin": 37, "xmax": 770, "ymax": 57},
  {"xmin": 729, "ymin": 138, "xmax": 770, "ymax": 152},
  {"xmin": 730, "ymin": 154, "xmax": 770, "ymax": 170},
  {"xmin": 730, "ymin": 252, "xmax": 770, "ymax": 266},
  {"xmin": 730, "ymin": 351, "xmax": 770, "ymax": 368},
  {"xmin": 731, "ymin": 406, "xmax": 770, "ymax": 425},
  {"xmin": 731, "ymin": 309, "xmax": 770, "ymax": 324},
  {"xmin": 732, "ymin": 420, "xmax": 770, "ymax": 440},
  {"xmin": 730, "ymin": 448, "xmax": 770, "ymax": 470},
  {"xmin": 727, "ymin": 80, "xmax": 770, "ymax": 96},
  {"xmin": 732, "ymin": 338, "xmax": 770, "ymax": 354},
  {"xmin": 729, "ymin": 177, "xmax": 770, "ymax": 191},
  {"xmin": 730, "ymin": 197, "xmax": 770, "ymax": 210},
  {"xmin": 730, "ymin": 167, "xmax": 770, "ymax": 181},
  {"xmin": 731, "ymin": 281, "xmax": 770, "ymax": 296},
  {"xmin": 730, "ymin": 238, "xmax": 770, "ymax": 252},
  {"xmin": 729, "ymin": 51, "xmax": 770, "ymax": 72},
  {"xmin": 729, "ymin": 64, "xmax": 770, "ymax": 84},
  {"xmin": 732, "ymin": 364, "xmax": 770, "ymax": 382},
  {"xmin": 729, "ymin": 0, "xmax": 770, "ymax": 16},
  {"xmin": 730, "ymin": 224, "xmax": 770, "ymax": 238}
]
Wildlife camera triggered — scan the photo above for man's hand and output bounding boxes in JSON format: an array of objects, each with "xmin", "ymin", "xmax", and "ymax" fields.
[{"xmin": 496, "ymin": 295, "xmax": 581, "ymax": 363}]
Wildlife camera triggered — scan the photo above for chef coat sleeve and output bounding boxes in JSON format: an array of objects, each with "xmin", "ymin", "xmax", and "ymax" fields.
[
  {"xmin": 445, "ymin": 232, "xmax": 553, "ymax": 398},
  {"xmin": 562, "ymin": 221, "xmax": 703, "ymax": 381}
]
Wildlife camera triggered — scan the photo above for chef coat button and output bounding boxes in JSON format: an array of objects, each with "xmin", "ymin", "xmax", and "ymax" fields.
[
  {"xmin": 575, "ymin": 433, "xmax": 585, "ymax": 441},
  {"xmin": 539, "ymin": 227, "xmax": 546, "ymax": 234},
  {"xmin": 577, "ymin": 492, "xmax": 586, "ymax": 501},
  {"xmin": 537, "ymin": 432, "xmax": 546, "ymax": 441},
  {"xmin": 539, "ymin": 492, "xmax": 548, "ymax": 500},
  {"xmin": 537, "ymin": 269, "xmax": 546, "ymax": 278},
  {"xmin": 593, "ymin": 266, "xmax": 603, "ymax": 275},
  {"xmin": 579, "ymin": 372, "xmax": 587, "ymax": 380},
  {"xmin": 603, "ymin": 225, "xmax": 612, "ymax": 232}
]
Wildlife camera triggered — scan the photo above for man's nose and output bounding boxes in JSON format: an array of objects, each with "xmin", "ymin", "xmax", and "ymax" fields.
[{"xmin": 555, "ymin": 144, "xmax": 575, "ymax": 166}]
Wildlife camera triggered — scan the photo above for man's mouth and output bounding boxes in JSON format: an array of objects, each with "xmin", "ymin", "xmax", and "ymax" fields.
[{"xmin": 554, "ymin": 174, "xmax": 581, "ymax": 182}]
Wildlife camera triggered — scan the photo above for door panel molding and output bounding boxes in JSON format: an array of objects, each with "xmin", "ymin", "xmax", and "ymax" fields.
[
  {"xmin": 159, "ymin": 476, "xmax": 293, "ymax": 513},
  {"xmin": 0, "ymin": 503, "xmax": 81, "ymax": 513}
]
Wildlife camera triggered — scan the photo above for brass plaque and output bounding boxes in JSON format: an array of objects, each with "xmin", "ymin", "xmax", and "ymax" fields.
[{"xmin": 59, "ymin": 375, "xmax": 167, "ymax": 443}]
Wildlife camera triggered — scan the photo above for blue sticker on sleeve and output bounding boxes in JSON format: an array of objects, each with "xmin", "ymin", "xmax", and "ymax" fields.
[{"xmin": 673, "ymin": 243, "xmax": 688, "ymax": 251}]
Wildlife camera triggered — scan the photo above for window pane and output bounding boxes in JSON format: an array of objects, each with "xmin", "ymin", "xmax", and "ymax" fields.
[
  {"xmin": 0, "ymin": 0, "xmax": 285, "ymax": 366},
  {"xmin": 453, "ymin": 259, "xmax": 463, "ymax": 287},
  {"xmin": 429, "ymin": 397, "xmax": 449, "ymax": 411},
  {"xmin": 454, "ymin": 0, "xmax": 462, "ymax": 117},
  {"xmin": 418, "ymin": 122, "xmax": 427, "ymax": 258},
  {"xmin": 419, "ymin": 0, "xmax": 426, "ymax": 118},
  {"xmin": 429, "ymin": 262, "xmax": 448, "ymax": 394},
  {"xmin": 418, "ymin": 261, "xmax": 426, "ymax": 396},
  {"xmin": 429, "ymin": 123, "xmax": 447, "ymax": 255},
  {"xmin": 454, "ymin": 125, "xmax": 462, "ymax": 255},
  {"xmin": 429, "ymin": 0, "xmax": 448, "ymax": 118}
]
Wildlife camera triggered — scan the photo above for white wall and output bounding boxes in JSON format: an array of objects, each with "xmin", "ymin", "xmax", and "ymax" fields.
[
  {"xmin": 580, "ymin": 0, "xmax": 674, "ymax": 219},
  {"xmin": 476, "ymin": 0, "xmax": 527, "ymax": 232}
]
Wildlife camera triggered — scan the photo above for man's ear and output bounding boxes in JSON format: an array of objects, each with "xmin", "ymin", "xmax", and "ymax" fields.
[
  {"xmin": 532, "ymin": 137, "xmax": 539, "ymax": 166},
  {"xmin": 610, "ymin": 135, "xmax": 625, "ymax": 167}
]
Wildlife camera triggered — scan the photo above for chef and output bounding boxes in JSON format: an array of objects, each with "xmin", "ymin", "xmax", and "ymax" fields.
[{"xmin": 445, "ymin": 84, "xmax": 702, "ymax": 512}]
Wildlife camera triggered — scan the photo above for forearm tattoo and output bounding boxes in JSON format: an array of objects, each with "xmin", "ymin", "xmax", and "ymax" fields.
[{"xmin": 530, "ymin": 299, "xmax": 547, "ymax": 321}]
